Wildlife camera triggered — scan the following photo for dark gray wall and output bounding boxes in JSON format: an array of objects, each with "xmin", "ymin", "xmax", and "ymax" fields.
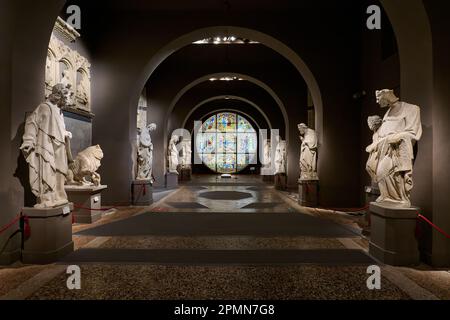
[
  {"xmin": 424, "ymin": 0, "xmax": 450, "ymax": 267},
  {"xmin": 63, "ymin": 112, "xmax": 92, "ymax": 156}
]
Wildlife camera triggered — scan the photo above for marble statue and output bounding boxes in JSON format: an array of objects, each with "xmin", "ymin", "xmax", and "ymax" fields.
[
  {"xmin": 263, "ymin": 139, "xmax": 271, "ymax": 168},
  {"xmin": 60, "ymin": 70, "xmax": 75, "ymax": 106},
  {"xmin": 179, "ymin": 139, "xmax": 192, "ymax": 168},
  {"xmin": 274, "ymin": 140, "xmax": 287, "ymax": 174},
  {"xmin": 66, "ymin": 145, "xmax": 104, "ymax": 186},
  {"xmin": 298, "ymin": 123, "xmax": 319, "ymax": 181},
  {"xmin": 365, "ymin": 115, "xmax": 383, "ymax": 182},
  {"xmin": 136, "ymin": 123, "xmax": 156, "ymax": 182},
  {"xmin": 45, "ymin": 55, "xmax": 55, "ymax": 88},
  {"xmin": 167, "ymin": 134, "xmax": 180, "ymax": 174},
  {"xmin": 77, "ymin": 74, "xmax": 90, "ymax": 109},
  {"xmin": 20, "ymin": 84, "xmax": 72, "ymax": 208},
  {"xmin": 46, "ymin": 34, "xmax": 92, "ymax": 111},
  {"xmin": 370, "ymin": 89, "xmax": 423, "ymax": 207}
]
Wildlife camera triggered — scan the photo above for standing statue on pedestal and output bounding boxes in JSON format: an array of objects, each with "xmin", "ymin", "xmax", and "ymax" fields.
[
  {"xmin": 179, "ymin": 139, "xmax": 192, "ymax": 168},
  {"xmin": 20, "ymin": 84, "xmax": 73, "ymax": 209},
  {"xmin": 263, "ymin": 139, "xmax": 272, "ymax": 169},
  {"xmin": 274, "ymin": 140, "xmax": 287, "ymax": 175},
  {"xmin": 371, "ymin": 89, "xmax": 423, "ymax": 208},
  {"xmin": 136, "ymin": 123, "xmax": 156, "ymax": 182},
  {"xmin": 167, "ymin": 134, "xmax": 180, "ymax": 174},
  {"xmin": 298, "ymin": 123, "xmax": 319, "ymax": 181}
]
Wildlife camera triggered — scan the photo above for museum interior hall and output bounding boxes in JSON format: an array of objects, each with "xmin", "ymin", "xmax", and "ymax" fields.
[{"xmin": 1, "ymin": 0, "xmax": 450, "ymax": 300}]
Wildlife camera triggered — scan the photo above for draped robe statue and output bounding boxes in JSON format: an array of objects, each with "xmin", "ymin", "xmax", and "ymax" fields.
[
  {"xmin": 20, "ymin": 84, "xmax": 73, "ymax": 208},
  {"xmin": 371, "ymin": 90, "xmax": 423, "ymax": 208},
  {"xmin": 365, "ymin": 115, "xmax": 383, "ymax": 182},
  {"xmin": 179, "ymin": 140, "xmax": 192, "ymax": 168},
  {"xmin": 167, "ymin": 135, "xmax": 180, "ymax": 174},
  {"xmin": 263, "ymin": 139, "xmax": 271, "ymax": 169},
  {"xmin": 137, "ymin": 123, "xmax": 156, "ymax": 182},
  {"xmin": 298, "ymin": 124, "xmax": 319, "ymax": 181},
  {"xmin": 274, "ymin": 140, "xmax": 287, "ymax": 174}
]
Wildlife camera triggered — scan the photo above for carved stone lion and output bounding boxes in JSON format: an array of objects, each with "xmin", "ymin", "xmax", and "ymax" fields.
[{"xmin": 66, "ymin": 145, "xmax": 104, "ymax": 186}]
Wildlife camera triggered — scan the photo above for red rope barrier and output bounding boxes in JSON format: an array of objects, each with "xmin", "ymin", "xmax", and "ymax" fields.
[
  {"xmin": 417, "ymin": 213, "xmax": 450, "ymax": 239},
  {"xmin": 0, "ymin": 214, "xmax": 21, "ymax": 235}
]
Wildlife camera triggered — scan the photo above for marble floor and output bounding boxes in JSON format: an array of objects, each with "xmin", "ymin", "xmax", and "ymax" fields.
[{"xmin": 1, "ymin": 174, "xmax": 449, "ymax": 300}]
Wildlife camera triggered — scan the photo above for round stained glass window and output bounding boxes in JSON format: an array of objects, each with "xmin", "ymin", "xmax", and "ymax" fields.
[{"xmin": 196, "ymin": 112, "xmax": 257, "ymax": 173}]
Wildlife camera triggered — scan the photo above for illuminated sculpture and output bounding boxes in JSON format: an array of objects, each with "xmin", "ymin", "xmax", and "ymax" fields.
[
  {"xmin": 20, "ymin": 84, "xmax": 72, "ymax": 208},
  {"xmin": 137, "ymin": 123, "xmax": 156, "ymax": 182},
  {"xmin": 168, "ymin": 134, "xmax": 180, "ymax": 174},
  {"xmin": 298, "ymin": 123, "xmax": 318, "ymax": 181},
  {"xmin": 372, "ymin": 89, "xmax": 422, "ymax": 207}
]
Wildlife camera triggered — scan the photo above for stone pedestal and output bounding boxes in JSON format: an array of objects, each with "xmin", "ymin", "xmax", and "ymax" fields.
[
  {"xmin": 21, "ymin": 203, "xmax": 74, "ymax": 264},
  {"xmin": 179, "ymin": 168, "xmax": 192, "ymax": 181},
  {"xmin": 66, "ymin": 185, "xmax": 108, "ymax": 224},
  {"xmin": 362, "ymin": 185, "xmax": 381, "ymax": 236},
  {"xmin": 298, "ymin": 180, "xmax": 319, "ymax": 207},
  {"xmin": 166, "ymin": 172, "xmax": 179, "ymax": 188},
  {"xmin": 274, "ymin": 173, "xmax": 287, "ymax": 191},
  {"xmin": 369, "ymin": 202, "xmax": 420, "ymax": 266},
  {"xmin": 132, "ymin": 180, "xmax": 153, "ymax": 206}
]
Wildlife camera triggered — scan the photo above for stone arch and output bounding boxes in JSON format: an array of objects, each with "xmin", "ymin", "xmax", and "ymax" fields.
[
  {"xmin": 132, "ymin": 26, "xmax": 323, "ymax": 143},
  {"xmin": 168, "ymin": 73, "xmax": 285, "ymax": 135},
  {"xmin": 181, "ymin": 95, "xmax": 274, "ymax": 131}
]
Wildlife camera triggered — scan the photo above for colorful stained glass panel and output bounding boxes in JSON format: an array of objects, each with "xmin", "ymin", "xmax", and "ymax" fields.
[
  {"xmin": 217, "ymin": 154, "xmax": 236, "ymax": 173},
  {"xmin": 217, "ymin": 113, "xmax": 236, "ymax": 132},
  {"xmin": 202, "ymin": 115, "xmax": 216, "ymax": 132},
  {"xmin": 237, "ymin": 115, "xmax": 255, "ymax": 132}
]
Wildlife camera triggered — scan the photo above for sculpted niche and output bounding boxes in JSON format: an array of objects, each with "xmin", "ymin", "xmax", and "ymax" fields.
[
  {"xmin": 21, "ymin": 84, "xmax": 72, "ymax": 208},
  {"xmin": 298, "ymin": 123, "xmax": 319, "ymax": 181},
  {"xmin": 136, "ymin": 123, "xmax": 156, "ymax": 182},
  {"xmin": 46, "ymin": 34, "xmax": 91, "ymax": 112},
  {"xmin": 367, "ymin": 90, "xmax": 423, "ymax": 208}
]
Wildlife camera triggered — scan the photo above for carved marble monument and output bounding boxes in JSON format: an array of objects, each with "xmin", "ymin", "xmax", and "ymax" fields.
[
  {"xmin": 261, "ymin": 139, "xmax": 274, "ymax": 182},
  {"xmin": 372, "ymin": 89, "xmax": 423, "ymax": 208},
  {"xmin": 136, "ymin": 123, "xmax": 156, "ymax": 182},
  {"xmin": 274, "ymin": 140, "xmax": 286, "ymax": 175},
  {"xmin": 46, "ymin": 30, "xmax": 91, "ymax": 113},
  {"xmin": 298, "ymin": 123, "xmax": 318, "ymax": 181},
  {"xmin": 179, "ymin": 140, "xmax": 192, "ymax": 168},
  {"xmin": 274, "ymin": 139, "xmax": 287, "ymax": 190},
  {"xmin": 263, "ymin": 139, "xmax": 272, "ymax": 170},
  {"xmin": 21, "ymin": 84, "xmax": 72, "ymax": 209},
  {"xmin": 179, "ymin": 139, "xmax": 192, "ymax": 181},
  {"xmin": 368, "ymin": 89, "xmax": 423, "ymax": 266},
  {"xmin": 297, "ymin": 124, "xmax": 319, "ymax": 207},
  {"xmin": 64, "ymin": 145, "xmax": 108, "ymax": 224},
  {"xmin": 66, "ymin": 145, "xmax": 104, "ymax": 186},
  {"xmin": 167, "ymin": 135, "xmax": 180, "ymax": 174}
]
